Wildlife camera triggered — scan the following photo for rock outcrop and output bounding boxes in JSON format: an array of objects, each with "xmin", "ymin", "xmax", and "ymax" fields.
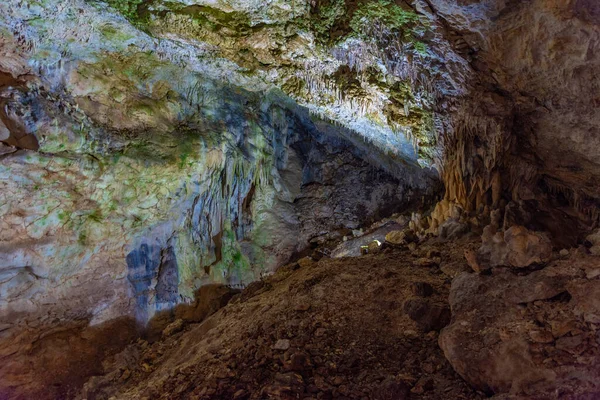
[
  {"xmin": 440, "ymin": 253, "xmax": 600, "ymax": 397},
  {"xmin": 0, "ymin": 1, "xmax": 443, "ymax": 397},
  {"xmin": 465, "ymin": 225, "xmax": 553, "ymax": 271},
  {"xmin": 429, "ymin": 0, "xmax": 600, "ymax": 236}
]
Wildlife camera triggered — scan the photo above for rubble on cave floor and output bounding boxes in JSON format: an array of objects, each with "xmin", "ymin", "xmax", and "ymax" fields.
[
  {"xmin": 441, "ymin": 226, "xmax": 600, "ymax": 398},
  {"xmin": 79, "ymin": 234, "xmax": 484, "ymax": 400},
  {"xmin": 77, "ymin": 219, "xmax": 600, "ymax": 400}
]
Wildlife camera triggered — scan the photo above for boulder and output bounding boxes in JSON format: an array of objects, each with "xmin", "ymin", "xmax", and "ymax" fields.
[
  {"xmin": 476, "ymin": 225, "xmax": 553, "ymax": 269},
  {"xmin": 504, "ymin": 226, "xmax": 553, "ymax": 267},
  {"xmin": 440, "ymin": 261, "xmax": 600, "ymax": 397},
  {"xmin": 586, "ymin": 229, "xmax": 600, "ymax": 256},
  {"xmin": 385, "ymin": 229, "xmax": 417, "ymax": 246},
  {"xmin": 403, "ymin": 298, "xmax": 450, "ymax": 332}
]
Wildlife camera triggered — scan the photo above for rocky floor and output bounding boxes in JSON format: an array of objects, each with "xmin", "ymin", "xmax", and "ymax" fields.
[
  {"xmin": 0, "ymin": 317, "xmax": 139, "ymax": 400},
  {"xmin": 4, "ymin": 224, "xmax": 600, "ymax": 400},
  {"xmin": 78, "ymin": 235, "xmax": 483, "ymax": 400}
]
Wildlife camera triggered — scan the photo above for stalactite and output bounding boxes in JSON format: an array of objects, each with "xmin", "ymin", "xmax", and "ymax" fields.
[{"xmin": 437, "ymin": 112, "xmax": 510, "ymax": 213}]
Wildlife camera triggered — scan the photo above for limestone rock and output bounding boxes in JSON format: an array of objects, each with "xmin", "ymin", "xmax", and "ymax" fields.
[
  {"xmin": 272, "ymin": 339, "xmax": 290, "ymax": 351},
  {"xmin": 403, "ymin": 298, "xmax": 450, "ymax": 332},
  {"xmin": 0, "ymin": 3, "xmax": 440, "ymax": 386},
  {"xmin": 477, "ymin": 225, "xmax": 552, "ymax": 269},
  {"xmin": 162, "ymin": 319, "xmax": 185, "ymax": 337},
  {"xmin": 504, "ymin": 226, "xmax": 553, "ymax": 267},
  {"xmin": 4, "ymin": 0, "xmax": 600, "ymax": 398},
  {"xmin": 440, "ymin": 260, "xmax": 600, "ymax": 396},
  {"xmin": 427, "ymin": 199, "xmax": 465, "ymax": 236},
  {"xmin": 385, "ymin": 229, "xmax": 417, "ymax": 246}
]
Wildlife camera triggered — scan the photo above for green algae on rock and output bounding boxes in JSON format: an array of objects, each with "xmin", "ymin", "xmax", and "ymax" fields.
[{"xmin": 0, "ymin": 0, "xmax": 439, "ymax": 346}]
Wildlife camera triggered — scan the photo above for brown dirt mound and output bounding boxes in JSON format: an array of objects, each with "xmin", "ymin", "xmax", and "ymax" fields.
[{"xmin": 80, "ymin": 237, "xmax": 483, "ymax": 400}]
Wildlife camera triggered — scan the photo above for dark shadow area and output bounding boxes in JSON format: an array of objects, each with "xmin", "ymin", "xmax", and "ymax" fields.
[{"xmin": 0, "ymin": 284, "xmax": 239, "ymax": 400}]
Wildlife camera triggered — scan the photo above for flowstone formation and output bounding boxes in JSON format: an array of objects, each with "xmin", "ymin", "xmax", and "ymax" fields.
[{"xmin": 422, "ymin": 0, "xmax": 600, "ymax": 243}]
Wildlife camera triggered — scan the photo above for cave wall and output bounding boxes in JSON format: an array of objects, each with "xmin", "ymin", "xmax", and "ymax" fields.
[
  {"xmin": 424, "ymin": 0, "xmax": 600, "ymax": 239},
  {"xmin": 0, "ymin": 75, "xmax": 434, "ymax": 330},
  {"xmin": 2, "ymin": 0, "xmax": 599, "ymax": 332},
  {"xmin": 0, "ymin": 66, "xmax": 436, "ymax": 399},
  {"xmin": 0, "ymin": 0, "xmax": 441, "ymax": 338}
]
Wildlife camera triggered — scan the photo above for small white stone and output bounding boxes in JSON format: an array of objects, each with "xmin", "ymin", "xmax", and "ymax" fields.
[
  {"xmin": 272, "ymin": 339, "xmax": 290, "ymax": 351},
  {"xmin": 586, "ymin": 269, "xmax": 600, "ymax": 279},
  {"xmin": 404, "ymin": 330, "xmax": 419, "ymax": 339}
]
